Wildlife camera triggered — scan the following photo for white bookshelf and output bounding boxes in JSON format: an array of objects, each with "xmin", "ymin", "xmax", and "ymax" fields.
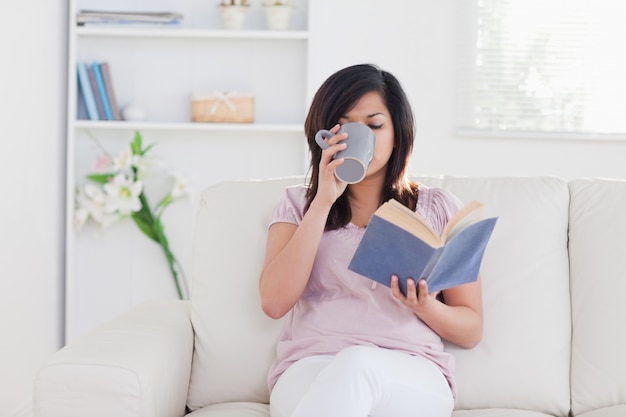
[
  {"xmin": 76, "ymin": 26, "xmax": 309, "ymax": 40},
  {"xmin": 74, "ymin": 120, "xmax": 304, "ymax": 132},
  {"xmin": 66, "ymin": 0, "xmax": 310, "ymax": 342}
]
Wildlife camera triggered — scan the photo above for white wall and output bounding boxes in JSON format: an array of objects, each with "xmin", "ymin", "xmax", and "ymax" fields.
[
  {"xmin": 309, "ymin": 0, "xmax": 626, "ymax": 180},
  {"xmin": 0, "ymin": 1, "xmax": 66, "ymax": 416}
]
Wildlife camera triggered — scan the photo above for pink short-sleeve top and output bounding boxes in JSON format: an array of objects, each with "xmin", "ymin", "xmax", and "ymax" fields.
[{"xmin": 266, "ymin": 184, "xmax": 464, "ymax": 398}]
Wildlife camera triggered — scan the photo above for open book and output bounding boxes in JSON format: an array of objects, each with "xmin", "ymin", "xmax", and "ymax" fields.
[{"xmin": 348, "ymin": 199, "xmax": 497, "ymax": 295}]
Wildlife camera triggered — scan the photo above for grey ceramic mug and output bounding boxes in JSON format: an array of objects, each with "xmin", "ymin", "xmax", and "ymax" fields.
[{"xmin": 315, "ymin": 123, "xmax": 376, "ymax": 184}]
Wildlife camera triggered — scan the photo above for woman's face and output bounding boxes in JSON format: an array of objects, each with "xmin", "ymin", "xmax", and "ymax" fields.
[{"xmin": 338, "ymin": 91, "xmax": 395, "ymax": 181}]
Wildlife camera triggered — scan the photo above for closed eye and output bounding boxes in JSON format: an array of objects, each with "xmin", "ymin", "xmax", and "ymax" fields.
[{"xmin": 369, "ymin": 124, "xmax": 383, "ymax": 130}]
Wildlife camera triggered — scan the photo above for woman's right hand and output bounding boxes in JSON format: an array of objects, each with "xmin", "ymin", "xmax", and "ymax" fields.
[{"xmin": 314, "ymin": 124, "xmax": 349, "ymax": 207}]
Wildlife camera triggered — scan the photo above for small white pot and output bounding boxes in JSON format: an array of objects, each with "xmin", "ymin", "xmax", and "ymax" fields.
[
  {"xmin": 220, "ymin": 5, "xmax": 248, "ymax": 30},
  {"xmin": 264, "ymin": 5, "xmax": 293, "ymax": 30},
  {"xmin": 121, "ymin": 103, "xmax": 147, "ymax": 121}
]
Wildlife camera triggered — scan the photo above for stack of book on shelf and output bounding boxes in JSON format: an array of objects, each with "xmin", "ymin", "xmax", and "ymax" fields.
[
  {"xmin": 76, "ymin": 61, "xmax": 122, "ymax": 121},
  {"xmin": 76, "ymin": 10, "xmax": 183, "ymax": 26}
]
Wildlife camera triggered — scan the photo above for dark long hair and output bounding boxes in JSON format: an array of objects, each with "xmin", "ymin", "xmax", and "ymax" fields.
[{"xmin": 304, "ymin": 63, "xmax": 418, "ymax": 230}]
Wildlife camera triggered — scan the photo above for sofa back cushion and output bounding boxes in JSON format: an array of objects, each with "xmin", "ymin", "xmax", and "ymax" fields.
[
  {"xmin": 569, "ymin": 179, "xmax": 626, "ymax": 416},
  {"xmin": 186, "ymin": 176, "xmax": 572, "ymax": 416},
  {"xmin": 418, "ymin": 176, "xmax": 571, "ymax": 416},
  {"xmin": 186, "ymin": 178, "xmax": 300, "ymax": 411}
]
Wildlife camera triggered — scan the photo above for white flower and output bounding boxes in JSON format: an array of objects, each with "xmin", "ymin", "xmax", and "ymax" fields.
[
  {"xmin": 169, "ymin": 171, "xmax": 193, "ymax": 198},
  {"xmin": 75, "ymin": 183, "xmax": 120, "ymax": 229},
  {"xmin": 103, "ymin": 173, "xmax": 144, "ymax": 215},
  {"xmin": 74, "ymin": 207, "xmax": 89, "ymax": 230},
  {"xmin": 133, "ymin": 154, "xmax": 160, "ymax": 180},
  {"xmin": 113, "ymin": 147, "xmax": 134, "ymax": 171},
  {"xmin": 76, "ymin": 183, "xmax": 106, "ymax": 221},
  {"xmin": 84, "ymin": 183, "xmax": 106, "ymax": 204}
]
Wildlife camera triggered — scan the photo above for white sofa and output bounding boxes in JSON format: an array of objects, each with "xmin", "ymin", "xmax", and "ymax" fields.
[{"xmin": 34, "ymin": 176, "xmax": 626, "ymax": 417}]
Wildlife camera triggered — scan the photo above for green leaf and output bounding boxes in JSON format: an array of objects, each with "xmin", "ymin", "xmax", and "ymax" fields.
[
  {"xmin": 155, "ymin": 194, "xmax": 173, "ymax": 213},
  {"xmin": 138, "ymin": 194, "xmax": 155, "ymax": 221},
  {"xmin": 131, "ymin": 131, "xmax": 142, "ymax": 155},
  {"xmin": 131, "ymin": 213, "xmax": 159, "ymax": 242},
  {"xmin": 87, "ymin": 173, "xmax": 114, "ymax": 184},
  {"xmin": 141, "ymin": 143, "xmax": 157, "ymax": 156},
  {"xmin": 154, "ymin": 220, "xmax": 169, "ymax": 245},
  {"xmin": 127, "ymin": 130, "xmax": 158, "ymax": 158}
]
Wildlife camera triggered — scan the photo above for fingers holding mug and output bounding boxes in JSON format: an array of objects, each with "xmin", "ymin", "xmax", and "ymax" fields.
[
  {"xmin": 316, "ymin": 125, "xmax": 347, "ymax": 163},
  {"xmin": 319, "ymin": 139, "xmax": 346, "ymax": 182},
  {"xmin": 315, "ymin": 123, "xmax": 376, "ymax": 184},
  {"xmin": 316, "ymin": 124, "xmax": 344, "ymax": 149}
]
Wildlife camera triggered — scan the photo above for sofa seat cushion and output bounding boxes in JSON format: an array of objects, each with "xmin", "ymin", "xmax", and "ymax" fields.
[
  {"xmin": 453, "ymin": 409, "xmax": 559, "ymax": 417},
  {"xmin": 575, "ymin": 405, "xmax": 626, "ymax": 417},
  {"xmin": 186, "ymin": 402, "xmax": 268, "ymax": 417}
]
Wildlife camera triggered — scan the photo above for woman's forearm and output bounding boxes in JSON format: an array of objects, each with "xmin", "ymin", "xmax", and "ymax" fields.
[
  {"xmin": 417, "ymin": 301, "xmax": 483, "ymax": 348},
  {"xmin": 259, "ymin": 199, "xmax": 332, "ymax": 319}
]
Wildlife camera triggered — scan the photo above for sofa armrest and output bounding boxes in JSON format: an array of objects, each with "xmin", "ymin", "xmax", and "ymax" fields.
[{"xmin": 34, "ymin": 300, "xmax": 193, "ymax": 417}]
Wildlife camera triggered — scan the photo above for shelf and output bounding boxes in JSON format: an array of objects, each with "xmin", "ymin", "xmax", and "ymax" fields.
[
  {"xmin": 74, "ymin": 120, "xmax": 304, "ymax": 133},
  {"xmin": 76, "ymin": 26, "xmax": 309, "ymax": 40}
]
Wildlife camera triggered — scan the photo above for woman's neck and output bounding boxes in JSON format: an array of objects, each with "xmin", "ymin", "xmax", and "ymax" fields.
[{"xmin": 347, "ymin": 175, "xmax": 386, "ymax": 227}]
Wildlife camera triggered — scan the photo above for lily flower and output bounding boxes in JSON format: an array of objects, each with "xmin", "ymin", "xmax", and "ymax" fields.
[
  {"xmin": 74, "ymin": 207, "xmax": 89, "ymax": 230},
  {"xmin": 76, "ymin": 183, "xmax": 120, "ymax": 228},
  {"xmin": 169, "ymin": 171, "xmax": 193, "ymax": 199},
  {"xmin": 133, "ymin": 153, "xmax": 160, "ymax": 180},
  {"xmin": 77, "ymin": 131, "xmax": 190, "ymax": 300},
  {"xmin": 103, "ymin": 173, "xmax": 143, "ymax": 215},
  {"xmin": 113, "ymin": 146, "xmax": 134, "ymax": 171}
]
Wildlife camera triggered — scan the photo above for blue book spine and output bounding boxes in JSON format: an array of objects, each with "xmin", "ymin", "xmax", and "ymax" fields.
[
  {"xmin": 92, "ymin": 62, "xmax": 113, "ymax": 120},
  {"xmin": 87, "ymin": 64, "xmax": 106, "ymax": 119},
  {"xmin": 76, "ymin": 62, "xmax": 99, "ymax": 120},
  {"xmin": 76, "ymin": 81, "xmax": 89, "ymax": 120}
]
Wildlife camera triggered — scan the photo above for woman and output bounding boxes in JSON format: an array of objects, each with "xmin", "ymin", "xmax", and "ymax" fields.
[{"xmin": 259, "ymin": 64, "xmax": 483, "ymax": 417}]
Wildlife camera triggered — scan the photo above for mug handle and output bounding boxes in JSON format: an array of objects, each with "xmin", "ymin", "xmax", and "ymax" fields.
[{"xmin": 315, "ymin": 129, "xmax": 333, "ymax": 150}]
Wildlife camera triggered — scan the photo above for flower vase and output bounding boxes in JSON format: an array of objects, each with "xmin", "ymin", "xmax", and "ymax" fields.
[
  {"xmin": 219, "ymin": 5, "xmax": 248, "ymax": 30},
  {"xmin": 264, "ymin": 5, "xmax": 292, "ymax": 30}
]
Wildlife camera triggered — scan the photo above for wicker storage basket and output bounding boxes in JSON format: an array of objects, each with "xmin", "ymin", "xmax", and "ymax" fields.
[{"xmin": 191, "ymin": 92, "xmax": 255, "ymax": 123}]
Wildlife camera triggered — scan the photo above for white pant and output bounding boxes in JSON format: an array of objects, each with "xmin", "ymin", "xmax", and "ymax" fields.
[{"xmin": 270, "ymin": 345, "xmax": 454, "ymax": 417}]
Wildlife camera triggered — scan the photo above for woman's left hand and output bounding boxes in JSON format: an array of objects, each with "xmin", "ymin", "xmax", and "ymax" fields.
[
  {"xmin": 390, "ymin": 274, "xmax": 484, "ymax": 348},
  {"xmin": 390, "ymin": 275, "xmax": 439, "ymax": 316}
]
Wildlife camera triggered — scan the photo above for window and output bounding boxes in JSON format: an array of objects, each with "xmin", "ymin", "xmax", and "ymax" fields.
[{"xmin": 456, "ymin": 0, "xmax": 626, "ymax": 138}]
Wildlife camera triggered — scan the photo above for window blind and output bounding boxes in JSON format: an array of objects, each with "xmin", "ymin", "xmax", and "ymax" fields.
[{"xmin": 456, "ymin": 0, "xmax": 626, "ymax": 137}]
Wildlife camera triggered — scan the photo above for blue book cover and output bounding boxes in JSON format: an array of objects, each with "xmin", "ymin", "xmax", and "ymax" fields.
[
  {"xmin": 348, "ymin": 199, "xmax": 497, "ymax": 295},
  {"xmin": 76, "ymin": 80, "xmax": 88, "ymax": 120},
  {"xmin": 76, "ymin": 62, "xmax": 99, "ymax": 120},
  {"xmin": 87, "ymin": 63, "xmax": 106, "ymax": 119},
  {"xmin": 92, "ymin": 61, "xmax": 113, "ymax": 120},
  {"xmin": 99, "ymin": 62, "xmax": 122, "ymax": 120}
]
